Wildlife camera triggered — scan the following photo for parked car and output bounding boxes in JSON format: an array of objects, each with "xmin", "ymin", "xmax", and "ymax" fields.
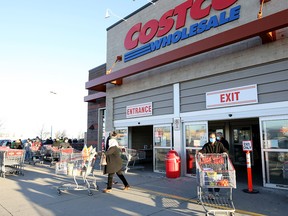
[{"xmin": 0, "ymin": 139, "xmax": 12, "ymax": 147}]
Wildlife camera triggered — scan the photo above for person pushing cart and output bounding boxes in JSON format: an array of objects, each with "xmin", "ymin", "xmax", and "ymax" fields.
[{"xmin": 196, "ymin": 132, "xmax": 236, "ymax": 216}]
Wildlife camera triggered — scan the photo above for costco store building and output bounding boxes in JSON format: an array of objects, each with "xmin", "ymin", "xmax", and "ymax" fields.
[{"xmin": 85, "ymin": 0, "xmax": 288, "ymax": 190}]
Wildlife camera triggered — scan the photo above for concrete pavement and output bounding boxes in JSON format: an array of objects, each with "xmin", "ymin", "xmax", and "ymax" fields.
[{"xmin": 0, "ymin": 162, "xmax": 287, "ymax": 216}]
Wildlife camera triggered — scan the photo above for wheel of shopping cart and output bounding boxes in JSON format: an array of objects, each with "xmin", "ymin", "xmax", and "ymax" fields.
[
  {"xmin": 91, "ymin": 182, "xmax": 99, "ymax": 191},
  {"xmin": 57, "ymin": 189, "xmax": 62, "ymax": 196}
]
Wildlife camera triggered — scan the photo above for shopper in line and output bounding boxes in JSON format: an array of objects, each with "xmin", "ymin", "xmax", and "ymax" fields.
[
  {"xmin": 59, "ymin": 137, "xmax": 72, "ymax": 149},
  {"xmin": 24, "ymin": 138, "xmax": 33, "ymax": 161},
  {"xmin": 198, "ymin": 132, "xmax": 228, "ymax": 199},
  {"xmin": 102, "ymin": 131, "xmax": 130, "ymax": 193},
  {"xmin": 216, "ymin": 132, "xmax": 230, "ymax": 151},
  {"xmin": 103, "ymin": 132, "xmax": 118, "ymax": 185}
]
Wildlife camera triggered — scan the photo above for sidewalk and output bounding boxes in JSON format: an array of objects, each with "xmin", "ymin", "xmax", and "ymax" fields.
[{"xmin": 0, "ymin": 163, "xmax": 287, "ymax": 216}]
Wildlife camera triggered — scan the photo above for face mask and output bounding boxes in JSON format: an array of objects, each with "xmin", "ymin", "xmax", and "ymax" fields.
[
  {"xmin": 216, "ymin": 136, "xmax": 220, "ymax": 141},
  {"xmin": 209, "ymin": 138, "xmax": 216, "ymax": 143}
]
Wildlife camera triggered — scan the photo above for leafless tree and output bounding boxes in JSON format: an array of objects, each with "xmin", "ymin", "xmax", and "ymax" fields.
[
  {"xmin": 38, "ymin": 124, "xmax": 49, "ymax": 140},
  {"xmin": 77, "ymin": 131, "xmax": 85, "ymax": 139},
  {"xmin": 55, "ymin": 130, "xmax": 67, "ymax": 139}
]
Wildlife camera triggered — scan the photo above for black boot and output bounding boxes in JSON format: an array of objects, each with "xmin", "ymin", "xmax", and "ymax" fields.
[
  {"xmin": 117, "ymin": 173, "xmax": 130, "ymax": 189},
  {"xmin": 107, "ymin": 175, "xmax": 113, "ymax": 189}
]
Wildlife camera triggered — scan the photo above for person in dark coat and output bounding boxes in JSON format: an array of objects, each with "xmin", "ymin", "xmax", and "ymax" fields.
[
  {"xmin": 104, "ymin": 133, "xmax": 118, "ymax": 185},
  {"xmin": 198, "ymin": 132, "xmax": 228, "ymax": 199},
  {"xmin": 216, "ymin": 132, "xmax": 230, "ymax": 151},
  {"xmin": 102, "ymin": 131, "xmax": 130, "ymax": 193}
]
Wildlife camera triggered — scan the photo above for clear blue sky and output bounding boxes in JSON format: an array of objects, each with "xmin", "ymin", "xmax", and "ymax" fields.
[{"xmin": 0, "ymin": 0, "xmax": 150, "ymax": 139}]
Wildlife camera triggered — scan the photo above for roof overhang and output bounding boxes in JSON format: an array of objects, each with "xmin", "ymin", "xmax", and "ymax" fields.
[
  {"xmin": 85, "ymin": 9, "xmax": 288, "ymax": 92},
  {"xmin": 84, "ymin": 92, "xmax": 106, "ymax": 102}
]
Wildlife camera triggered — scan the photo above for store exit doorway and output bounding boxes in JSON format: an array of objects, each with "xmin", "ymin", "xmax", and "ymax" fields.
[{"xmin": 209, "ymin": 118, "xmax": 262, "ymax": 185}]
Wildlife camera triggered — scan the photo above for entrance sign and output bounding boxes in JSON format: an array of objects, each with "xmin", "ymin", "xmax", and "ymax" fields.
[
  {"xmin": 206, "ymin": 84, "xmax": 258, "ymax": 109},
  {"xmin": 242, "ymin": 140, "xmax": 253, "ymax": 152},
  {"xmin": 126, "ymin": 102, "xmax": 152, "ymax": 118}
]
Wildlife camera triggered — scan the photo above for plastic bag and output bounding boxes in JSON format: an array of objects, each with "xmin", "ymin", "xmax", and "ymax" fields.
[{"xmin": 100, "ymin": 153, "xmax": 107, "ymax": 166}]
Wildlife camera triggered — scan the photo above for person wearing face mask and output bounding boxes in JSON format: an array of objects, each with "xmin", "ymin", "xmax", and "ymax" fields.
[
  {"xmin": 216, "ymin": 132, "xmax": 230, "ymax": 151},
  {"xmin": 198, "ymin": 132, "xmax": 228, "ymax": 199}
]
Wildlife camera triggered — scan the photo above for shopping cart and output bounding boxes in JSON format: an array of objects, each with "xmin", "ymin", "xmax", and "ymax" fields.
[
  {"xmin": 42, "ymin": 145, "xmax": 61, "ymax": 166},
  {"xmin": 59, "ymin": 148, "xmax": 78, "ymax": 162},
  {"xmin": 28, "ymin": 146, "xmax": 44, "ymax": 165},
  {"xmin": 196, "ymin": 153, "xmax": 236, "ymax": 216},
  {"xmin": 55, "ymin": 147, "xmax": 98, "ymax": 196},
  {"xmin": 0, "ymin": 148, "xmax": 25, "ymax": 178},
  {"xmin": 121, "ymin": 147, "xmax": 145, "ymax": 173}
]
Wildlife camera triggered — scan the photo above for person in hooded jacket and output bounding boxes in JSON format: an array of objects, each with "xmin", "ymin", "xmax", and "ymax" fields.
[
  {"xmin": 104, "ymin": 132, "xmax": 118, "ymax": 185},
  {"xmin": 102, "ymin": 131, "xmax": 130, "ymax": 193}
]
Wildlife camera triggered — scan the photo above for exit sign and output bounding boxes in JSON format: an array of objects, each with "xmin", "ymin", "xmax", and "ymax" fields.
[{"xmin": 206, "ymin": 84, "xmax": 258, "ymax": 109}]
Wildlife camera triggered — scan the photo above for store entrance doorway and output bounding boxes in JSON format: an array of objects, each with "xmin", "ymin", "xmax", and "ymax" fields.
[{"xmin": 129, "ymin": 125, "xmax": 153, "ymax": 171}]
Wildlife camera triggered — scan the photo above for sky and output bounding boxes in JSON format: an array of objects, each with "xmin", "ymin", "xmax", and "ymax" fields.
[{"xmin": 0, "ymin": 0, "xmax": 151, "ymax": 139}]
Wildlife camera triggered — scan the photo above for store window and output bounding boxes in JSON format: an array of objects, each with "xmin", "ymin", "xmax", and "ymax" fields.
[
  {"xmin": 184, "ymin": 122, "xmax": 208, "ymax": 176},
  {"xmin": 261, "ymin": 117, "xmax": 288, "ymax": 188},
  {"xmin": 154, "ymin": 125, "xmax": 172, "ymax": 173}
]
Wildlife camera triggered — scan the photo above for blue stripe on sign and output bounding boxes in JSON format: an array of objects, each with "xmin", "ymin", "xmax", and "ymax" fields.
[{"xmin": 124, "ymin": 44, "xmax": 152, "ymax": 62}]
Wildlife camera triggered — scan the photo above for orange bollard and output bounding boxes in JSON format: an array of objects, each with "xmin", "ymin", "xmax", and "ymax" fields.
[{"xmin": 243, "ymin": 151, "xmax": 259, "ymax": 194}]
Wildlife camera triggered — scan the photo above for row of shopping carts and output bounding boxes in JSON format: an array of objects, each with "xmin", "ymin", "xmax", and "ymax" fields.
[
  {"xmin": 28, "ymin": 145, "xmax": 59, "ymax": 165},
  {"xmin": 1, "ymin": 143, "xmax": 98, "ymax": 196},
  {"xmin": 28, "ymin": 145, "xmax": 72, "ymax": 166},
  {"xmin": 0, "ymin": 147, "xmax": 25, "ymax": 178}
]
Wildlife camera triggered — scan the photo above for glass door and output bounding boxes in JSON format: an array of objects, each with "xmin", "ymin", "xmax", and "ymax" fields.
[
  {"xmin": 260, "ymin": 116, "xmax": 288, "ymax": 189},
  {"xmin": 184, "ymin": 121, "xmax": 208, "ymax": 176},
  {"xmin": 115, "ymin": 128, "xmax": 128, "ymax": 148},
  {"xmin": 153, "ymin": 125, "xmax": 172, "ymax": 173},
  {"xmin": 231, "ymin": 126, "xmax": 253, "ymax": 165}
]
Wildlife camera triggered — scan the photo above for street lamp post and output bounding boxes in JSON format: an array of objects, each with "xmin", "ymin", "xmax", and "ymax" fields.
[{"xmin": 50, "ymin": 91, "xmax": 57, "ymax": 139}]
